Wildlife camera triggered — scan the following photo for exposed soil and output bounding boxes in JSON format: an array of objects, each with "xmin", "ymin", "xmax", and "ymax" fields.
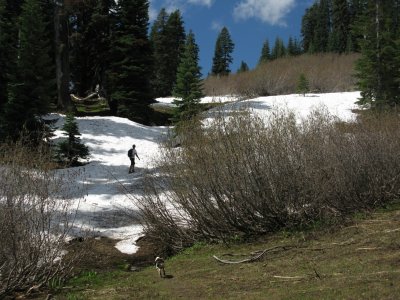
[
  {"xmin": 17, "ymin": 236, "xmax": 159, "ymax": 299},
  {"xmin": 66, "ymin": 235, "xmax": 159, "ymax": 273}
]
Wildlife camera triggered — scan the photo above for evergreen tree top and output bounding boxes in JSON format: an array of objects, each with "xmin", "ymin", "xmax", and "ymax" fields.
[{"xmin": 211, "ymin": 26, "xmax": 234, "ymax": 76}]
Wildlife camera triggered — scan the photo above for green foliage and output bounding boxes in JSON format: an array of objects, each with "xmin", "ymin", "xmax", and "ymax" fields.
[
  {"xmin": 301, "ymin": 0, "xmax": 365, "ymax": 54},
  {"xmin": 330, "ymin": 0, "xmax": 350, "ymax": 53},
  {"xmin": 164, "ymin": 10, "xmax": 186, "ymax": 92},
  {"xmin": 355, "ymin": 0, "xmax": 400, "ymax": 108},
  {"xmin": 287, "ymin": 36, "xmax": 302, "ymax": 56},
  {"xmin": 107, "ymin": 0, "xmax": 153, "ymax": 124},
  {"xmin": 315, "ymin": 0, "xmax": 331, "ymax": 52},
  {"xmin": 0, "ymin": 0, "xmax": 21, "ymax": 114},
  {"xmin": 271, "ymin": 37, "xmax": 286, "ymax": 59},
  {"xmin": 150, "ymin": 9, "xmax": 186, "ymax": 97},
  {"xmin": 172, "ymin": 31, "xmax": 203, "ymax": 131},
  {"xmin": 211, "ymin": 26, "xmax": 235, "ymax": 76},
  {"xmin": 0, "ymin": 0, "xmax": 8, "ymax": 111},
  {"xmin": 69, "ymin": 0, "xmax": 114, "ymax": 98},
  {"xmin": 1, "ymin": 0, "xmax": 54, "ymax": 141},
  {"xmin": 258, "ymin": 39, "xmax": 271, "ymax": 65},
  {"xmin": 237, "ymin": 61, "xmax": 249, "ymax": 73},
  {"xmin": 150, "ymin": 8, "xmax": 170, "ymax": 97},
  {"xmin": 296, "ymin": 73, "xmax": 310, "ymax": 96},
  {"xmin": 57, "ymin": 113, "xmax": 89, "ymax": 166},
  {"xmin": 301, "ymin": 3, "xmax": 319, "ymax": 53}
]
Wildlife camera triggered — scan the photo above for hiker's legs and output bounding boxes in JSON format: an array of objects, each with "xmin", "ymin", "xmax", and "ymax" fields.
[{"xmin": 129, "ymin": 158, "xmax": 135, "ymax": 173}]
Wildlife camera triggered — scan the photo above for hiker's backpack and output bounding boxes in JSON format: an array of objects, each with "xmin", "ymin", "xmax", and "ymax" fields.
[{"xmin": 128, "ymin": 149, "xmax": 133, "ymax": 158}]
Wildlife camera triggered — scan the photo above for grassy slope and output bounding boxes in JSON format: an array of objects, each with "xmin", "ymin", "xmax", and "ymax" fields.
[{"xmin": 59, "ymin": 203, "xmax": 400, "ymax": 300}]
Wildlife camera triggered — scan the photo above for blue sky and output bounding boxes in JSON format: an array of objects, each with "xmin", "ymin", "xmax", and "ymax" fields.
[{"xmin": 149, "ymin": 0, "xmax": 313, "ymax": 76}]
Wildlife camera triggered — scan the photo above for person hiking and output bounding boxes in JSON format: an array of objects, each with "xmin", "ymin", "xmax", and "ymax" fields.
[{"xmin": 128, "ymin": 144, "xmax": 140, "ymax": 173}]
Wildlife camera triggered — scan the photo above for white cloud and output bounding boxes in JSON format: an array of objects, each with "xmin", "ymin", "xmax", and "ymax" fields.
[
  {"xmin": 150, "ymin": 0, "xmax": 214, "ymax": 13},
  {"xmin": 211, "ymin": 20, "xmax": 223, "ymax": 31},
  {"xmin": 233, "ymin": 0, "xmax": 295, "ymax": 26},
  {"xmin": 188, "ymin": 0, "xmax": 214, "ymax": 7}
]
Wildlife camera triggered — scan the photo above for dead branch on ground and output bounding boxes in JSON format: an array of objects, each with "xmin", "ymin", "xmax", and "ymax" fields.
[{"xmin": 213, "ymin": 245, "xmax": 292, "ymax": 264}]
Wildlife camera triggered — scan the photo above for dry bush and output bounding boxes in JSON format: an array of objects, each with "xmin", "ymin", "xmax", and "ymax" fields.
[
  {"xmin": 0, "ymin": 138, "xmax": 81, "ymax": 297},
  {"xmin": 138, "ymin": 108, "xmax": 400, "ymax": 253},
  {"xmin": 203, "ymin": 53, "xmax": 360, "ymax": 97}
]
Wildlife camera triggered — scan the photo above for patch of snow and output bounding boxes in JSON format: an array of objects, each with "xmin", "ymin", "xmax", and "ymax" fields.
[{"xmin": 52, "ymin": 92, "xmax": 360, "ymax": 254}]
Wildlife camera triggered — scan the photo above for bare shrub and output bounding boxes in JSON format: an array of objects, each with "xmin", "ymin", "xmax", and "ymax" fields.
[
  {"xmin": 0, "ymin": 138, "xmax": 80, "ymax": 297},
  {"xmin": 138, "ymin": 108, "xmax": 400, "ymax": 253},
  {"xmin": 203, "ymin": 53, "xmax": 360, "ymax": 97}
]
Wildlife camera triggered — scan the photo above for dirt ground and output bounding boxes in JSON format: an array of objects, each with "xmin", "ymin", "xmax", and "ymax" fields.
[{"xmin": 66, "ymin": 235, "xmax": 159, "ymax": 273}]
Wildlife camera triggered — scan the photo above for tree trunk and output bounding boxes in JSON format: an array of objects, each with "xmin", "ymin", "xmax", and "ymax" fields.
[{"xmin": 54, "ymin": 1, "xmax": 70, "ymax": 110}]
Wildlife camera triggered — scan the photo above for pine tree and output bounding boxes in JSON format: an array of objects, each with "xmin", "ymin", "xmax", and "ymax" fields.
[
  {"xmin": 271, "ymin": 37, "xmax": 286, "ymax": 59},
  {"xmin": 301, "ymin": 0, "xmax": 332, "ymax": 53},
  {"xmin": 355, "ymin": 0, "xmax": 400, "ymax": 107},
  {"xmin": 348, "ymin": 0, "xmax": 368, "ymax": 52},
  {"xmin": 296, "ymin": 73, "xmax": 310, "ymax": 96},
  {"xmin": 287, "ymin": 36, "xmax": 300, "ymax": 56},
  {"xmin": 150, "ymin": 9, "xmax": 186, "ymax": 97},
  {"xmin": 301, "ymin": 3, "xmax": 319, "ymax": 53},
  {"xmin": 0, "ymin": 0, "xmax": 6, "ymax": 111},
  {"xmin": 237, "ymin": 61, "xmax": 249, "ymax": 73},
  {"xmin": 54, "ymin": 0, "xmax": 71, "ymax": 110},
  {"xmin": 69, "ymin": 0, "xmax": 114, "ymax": 98},
  {"xmin": 57, "ymin": 112, "xmax": 89, "ymax": 166},
  {"xmin": 211, "ymin": 27, "xmax": 234, "ymax": 76},
  {"xmin": 0, "ymin": 0, "xmax": 20, "ymax": 114},
  {"xmin": 108, "ymin": 0, "xmax": 153, "ymax": 123},
  {"xmin": 172, "ymin": 30, "xmax": 203, "ymax": 130},
  {"xmin": 1, "ymin": 0, "xmax": 54, "ymax": 141},
  {"xmin": 293, "ymin": 37, "xmax": 303, "ymax": 55},
  {"xmin": 164, "ymin": 10, "xmax": 186, "ymax": 96},
  {"xmin": 330, "ymin": 0, "xmax": 350, "ymax": 53},
  {"xmin": 150, "ymin": 8, "xmax": 170, "ymax": 97},
  {"xmin": 314, "ymin": 0, "xmax": 332, "ymax": 52},
  {"xmin": 258, "ymin": 39, "xmax": 271, "ymax": 65}
]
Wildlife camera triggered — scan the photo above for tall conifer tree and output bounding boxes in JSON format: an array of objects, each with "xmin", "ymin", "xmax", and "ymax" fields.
[
  {"xmin": 301, "ymin": 3, "xmax": 319, "ymax": 53},
  {"xmin": 287, "ymin": 36, "xmax": 302, "ymax": 56},
  {"xmin": 356, "ymin": 0, "xmax": 400, "ymax": 107},
  {"xmin": 69, "ymin": 0, "xmax": 114, "ymax": 97},
  {"xmin": 108, "ymin": 0, "xmax": 153, "ymax": 123},
  {"xmin": 258, "ymin": 39, "xmax": 271, "ymax": 65},
  {"xmin": 314, "ymin": 0, "xmax": 331, "ymax": 52},
  {"xmin": 1, "ymin": 0, "xmax": 54, "ymax": 140},
  {"xmin": 271, "ymin": 37, "xmax": 286, "ymax": 59},
  {"xmin": 211, "ymin": 27, "xmax": 234, "ymax": 76},
  {"xmin": 150, "ymin": 9, "xmax": 185, "ymax": 97},
  {"xmin": 0, "ymin": 0, "xmax": 20, "ymax": 114},
  {"xmin": 150, "ymin": 8, "xmax": 170, "ymax": 97},
  {"xmin": 54, "ymin": 0, "xmax": 71, "ymax": 110},
  {"xmin": 0, "ymin": 0, "xmax": 7, "ymax": 112},
  {"xmin": 330, "ymin": 0, "xmax": 350, "ymax": 53},
  {"xmin": 164, "ymin": 10, "xmax": 186, "ymax": 95},
  {"xmin": 237, "ymin": 61, "xmax": 249, "ymax": 73},
  {"xmin": 172, "ymin": 30, "xmax": 203, "ymax": 129}
]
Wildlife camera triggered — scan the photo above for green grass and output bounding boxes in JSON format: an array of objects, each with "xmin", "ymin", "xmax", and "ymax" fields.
[{"xmin": 56, "ymin": 205, "xmax": 400, "ymax": 299}]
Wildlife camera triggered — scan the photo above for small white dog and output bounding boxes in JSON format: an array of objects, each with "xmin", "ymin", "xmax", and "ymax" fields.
[{"xmin": 155, "ymin": 256, "xmax": 166, "ymax": 278}]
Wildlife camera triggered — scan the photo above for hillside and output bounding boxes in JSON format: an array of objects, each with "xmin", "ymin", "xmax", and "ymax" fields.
[
  {"xmin": 46, "ymin": 91, "xmax": 400, "ymax": 299},
  {"xmin": 50, "ymin": 91, "xmax": 360, "ymax": 255}
]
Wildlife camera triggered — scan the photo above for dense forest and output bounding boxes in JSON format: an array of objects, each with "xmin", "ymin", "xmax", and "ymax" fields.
[{"xmin": 0, "ymin": 0, "xmax": 399, "ymax": 141}]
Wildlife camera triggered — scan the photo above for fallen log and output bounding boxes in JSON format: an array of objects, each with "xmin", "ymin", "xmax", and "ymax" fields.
[{"xmin": 213, "ymin": 245, "xmax": 292, "ymax": 264}]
